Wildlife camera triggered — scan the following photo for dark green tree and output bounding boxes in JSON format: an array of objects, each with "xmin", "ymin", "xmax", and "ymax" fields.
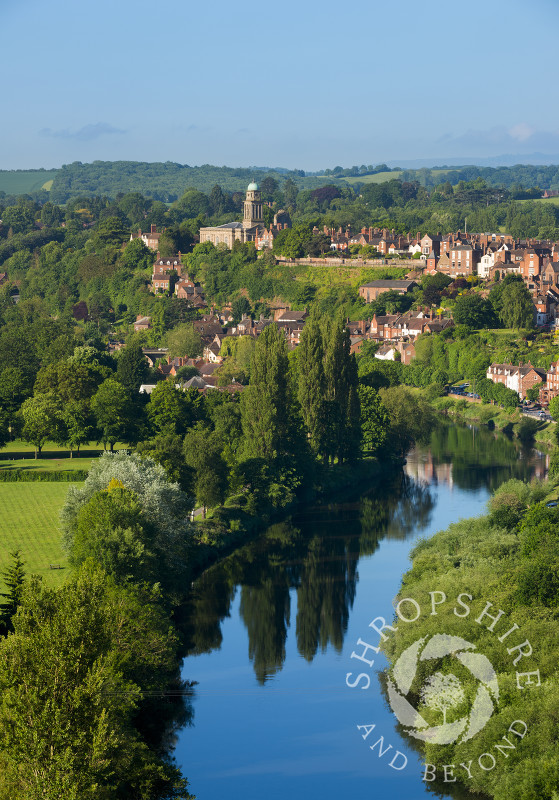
[
  {"xmin": 0, "ymin": 550, "xmax": 25, "ymax": 635},
  {"xmin": 297, "ymin": 314, "xmax": 327, "ymax": 456},
  {"xmin": 21, "ymin": 392, "xmax": 64, "ymax": 457},
  {"xmin": 117, "ymin": 339, "xmax": 148, "ymax": 394},
  {"xmin": 324, "ymin": 319, "xmax": 360, "ymax": 463},
  {"xmin": 358, "ymin": 386, "xmax": 389, "ymax": 455},
  {"xmin": 240, "ymin": 324, "xmax": 291, "ymax": 460},
  {"xmin": 453, "ymin": 293, "xmax": 496, "ymax": 328},
  {"xmin": 91, "ymin": 379, "xmax": 138, "ymax": 450},
  {"xmin": 184, "ymin": 424, "xmax": 228, "ymax": 517}
]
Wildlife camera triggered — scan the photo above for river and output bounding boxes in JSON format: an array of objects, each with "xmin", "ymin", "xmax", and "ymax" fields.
[{"xmin": 174, "ymin": 424, "xmax": 548, "ymax": 800}]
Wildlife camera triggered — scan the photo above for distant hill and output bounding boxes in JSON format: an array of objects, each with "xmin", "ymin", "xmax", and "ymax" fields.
[
  {"xmin": 44, "ymin": 161, "xmax": 343, "ymax": 203},
  {"xmin": 0, "ymin": 169, "xmax": 58, "ymax": 196},
  {"xmin": 2, "ymin": 159, "xmax": 559, "ymax": 201}
]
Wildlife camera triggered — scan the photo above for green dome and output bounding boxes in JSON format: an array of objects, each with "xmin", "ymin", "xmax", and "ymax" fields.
[{"xmin": 247, "ymin": 181, "xmax": 259, "ymax": 191}]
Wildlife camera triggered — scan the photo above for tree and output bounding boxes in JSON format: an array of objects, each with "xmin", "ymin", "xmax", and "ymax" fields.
[
  {"xmin": 497, "ymin": 281, "xmax": 534, "ymax": 329},
  {"xmin": 358, "ymin": 386, "xmax": 389, "ymax": 456},
  {"xmin": 21, "ymin": 392, "xmax": 63, "ymax": 457},
  {"xmin": 0, "ymin": 563, "xmax": 193, "ymax": 800},
  {"xmin": 378, "ymin": 386, "xmax": 436, "ymax": 456},
  {"xmin": 209, "ymin": 184, "xmax": 229, "ymax": 216},
  {"xmin": 283, "ymin": 178, "xmax": 298, "ymax": 208},
  {"xmin": 121, "ymin": 237, "xmax": 153, "ymax": 270},
  {"xmin": 240, "ymin": 324, "xmax": 292, "ymax": 460},
  {"xmin": 91, "ymin": 215, "xmax": 129, "ymax": 249},
  {"xmin": 184, "ymin": 424, "xmax": 228, "ymax": 517},
  {"xmin": 0, "ymin": 367, "xmax": 32, "ymax": 436},
  {"xmin": 40, "ymin": 202, "xmax": 62, "ymax": 228},
  {"xmin": 116, "ymin": 339, "xmax": 148, "ymax": 394},
  {"xmin": 166, "ymin": 324, "xmax": 202, "ymax": 359},
  {"xmin": 323, "ymin": 318, "xmax": 361, "ymax": 463},
  {"xmin": 549, "ymin": 396, "xmax": 559, "ymax": 422},
  {"xmin": 0, "ymin": 550, "xmax": 25, "ymax": 635},
  {"xmin": 62, "ymin": 452, "xmax": 194, "ymax": 589},
  {"xmin": 297, "ymin": 314, "xmax": 327, "ymax": 456},
  {"xmin": 148, "ymin": 381, "xmax": 187, "ymax": 435},
  {"xmin": 62, "ymin": 400, "xmax": 96, "ymax": 455},
  {"xmin": 452, "ymin": 294, "xmax": 496, "ymax": 328},
  {"xmin": 232, "ymin": 296, "xmax": 251, "ymax": 323},
  {"xmin": 91, "ymin": 379, "xmax": 137, "ymax": 450},
  {"xmin": 71, "ymin": 485, "xmax": 159, "ymax": 585},
  {"xmin": 136, "ymin": 432, "xmax": 194, "ymax": 492}
]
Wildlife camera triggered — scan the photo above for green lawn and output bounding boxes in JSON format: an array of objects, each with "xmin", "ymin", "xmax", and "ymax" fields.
[
  {"xmin": 341, "ymin": 171, "xmax": 403, "ymax": 184},
  {"xmin": 0, "ymin": 483, "xmax": 80, "ymax": 588},
  {"xmin": 0, "ymin": 457, "xmax": 94, "ymax": 472},
  {"xmin": 0, "ymin": 170, "xmax": 58, "ymax": 194},
  {"xmin": 332, "ymin": 168, "xmax": 454, "ymax": 186},
  {"xmin": 518, "ymin": 196, "xmax": 559, "ymax": 205},
  {"xmin": 0, "ymin": 440, "xmax": 126, "ymax": 465}
]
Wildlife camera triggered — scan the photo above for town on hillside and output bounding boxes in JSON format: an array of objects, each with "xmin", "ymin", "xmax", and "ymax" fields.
[{"xmin": 125, "ymin": 184, "xmax": 559, "ymax": 406}]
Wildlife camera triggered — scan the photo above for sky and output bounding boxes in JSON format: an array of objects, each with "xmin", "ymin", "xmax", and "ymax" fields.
[{"xmin": 3, "ymin": 0, "xmax": 559, "ymax": 172}]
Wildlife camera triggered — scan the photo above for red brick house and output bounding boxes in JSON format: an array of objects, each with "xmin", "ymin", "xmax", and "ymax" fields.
[
  {"xmin": 486, "ymin": 362, "xmax": 545, "ymax": 400},
  {"xmin": 540, "ymin": 360, "xmax": 559, "ymax": 404},
  {"xmin": 359, "ymin": 280, "xmax": 417, "ymax": 303}
]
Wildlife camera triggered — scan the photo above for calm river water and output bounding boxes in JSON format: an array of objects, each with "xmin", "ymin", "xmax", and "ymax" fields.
[{"xmin": 175, "ymin": 424, "xmax": 548, "ymax": 800}]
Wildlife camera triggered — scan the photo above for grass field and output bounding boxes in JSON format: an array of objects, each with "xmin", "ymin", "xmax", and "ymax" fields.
[
  {"xmin": 0, "ymin": 483, "xmax": 80, "ymax": 588},
  {"xmin": 0, "ymin": 170, "xmax": 58, "ymax": 195},
  {"xmin": 0, "ymin": 440, "xmax": 126, "ymax": 468},
  {"xmin": 333, "ymin": 168, "xmax": 454, "ymax": 186},
  {"xmin": 518, "ymin": 196, "xmax": 559, "ymax": 205},
  {"xmin": 0, "ymin": 457, "xmax": 94, "ymax": 472}
]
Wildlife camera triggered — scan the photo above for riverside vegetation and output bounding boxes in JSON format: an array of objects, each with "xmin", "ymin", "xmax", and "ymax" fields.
[{"xmin": 383, "ymin": 474, "xmax": 559, "ymax": 800}]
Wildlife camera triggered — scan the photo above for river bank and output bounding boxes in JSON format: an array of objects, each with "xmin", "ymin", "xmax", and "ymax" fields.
[
  {"xmin": 188, "ymin": 455, "xmax": 402, "ymax": 580},
  {"xmin": 431, "ymin": 394, "xmax": 556, "ymax": 448}
]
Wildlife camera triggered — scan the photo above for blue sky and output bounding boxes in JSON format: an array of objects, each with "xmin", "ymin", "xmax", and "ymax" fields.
[{"xmin": 3, "ymin": 0, "xmax": 558, "ymax": 171}]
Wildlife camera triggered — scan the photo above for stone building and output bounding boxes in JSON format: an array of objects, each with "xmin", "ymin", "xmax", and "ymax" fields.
[{"xmin": 199, "ymin": 182, "xmax": 265, "ymax": 247}]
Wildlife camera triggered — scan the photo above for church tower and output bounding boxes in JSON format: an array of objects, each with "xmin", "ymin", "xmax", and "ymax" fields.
[{"xmin": 243, "ymin": 181, "xmax": 263, "ymax": 229}]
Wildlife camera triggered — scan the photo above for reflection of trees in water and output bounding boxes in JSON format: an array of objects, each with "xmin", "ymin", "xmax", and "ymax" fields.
[
  {"xmin": 181, "ymin": 424, "xmax": 541, "ymax": 684},
  {"xmin": 362, "ymin": 474, "xmax": 435, "ymax": 542},
  {"xmin": 240, "ymin": 578, "xmax": 291, "ymax": 684},
  {"xmin": 425, "ymin": 423, "xmax": 546, "ymax": 492},
  {"xmin": 182, "ymin": 473, "xmax": 434, "ymax": 682}
]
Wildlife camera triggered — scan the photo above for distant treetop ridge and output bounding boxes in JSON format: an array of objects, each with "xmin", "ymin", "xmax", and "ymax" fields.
[{"xmin": 2, "ymin": 160, "xmax": 559, "ymax": 202}]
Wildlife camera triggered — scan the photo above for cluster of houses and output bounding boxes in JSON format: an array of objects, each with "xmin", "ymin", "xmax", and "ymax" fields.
[
  {"xmin": 129, "ymin": 222, "xmax": 559, "ymax": 406},
  {"xmin": 485, "ymin": 360, "xmax": 559, "ymax": 403},
  {"xmin": 138, "ymin": 308, "xmax": 311, "ymax": 394},
  {"xmin": 136, "ymin": 220, "xmax": 559, "ymax": 328},
  {"xmin": 150, "ymin": 253, "xmax": 207, "ymax": 306}
]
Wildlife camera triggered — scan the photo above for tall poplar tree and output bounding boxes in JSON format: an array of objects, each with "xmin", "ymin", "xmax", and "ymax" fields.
[
  {"xmin": 323, "ymin": 318, "xmax": 361, "ymax": 464},
  {"xmin": 297, "ymin": 313, "xmax": 326, "ymax": 456},
  {"xmin": 240, "ymin": 323, "xmax": 291, "ymax": 460}
]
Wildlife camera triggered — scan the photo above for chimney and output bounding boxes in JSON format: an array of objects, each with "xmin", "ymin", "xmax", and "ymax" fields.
[{"xmin": 151, "ymin": 224, "xmax": 156, "ymax": 234}]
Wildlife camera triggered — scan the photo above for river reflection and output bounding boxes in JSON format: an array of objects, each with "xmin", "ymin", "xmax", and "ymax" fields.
[
  {"xmin": 406, "ymin": 423, "xmax": 548, "ymax": 491},
  {"xmin": 176, "ymin": 425, "xmax": 547, "ymax": 800},
  {"xmin": 182, "ymin": 473, "xmax": 435, "ymax": 683}
]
